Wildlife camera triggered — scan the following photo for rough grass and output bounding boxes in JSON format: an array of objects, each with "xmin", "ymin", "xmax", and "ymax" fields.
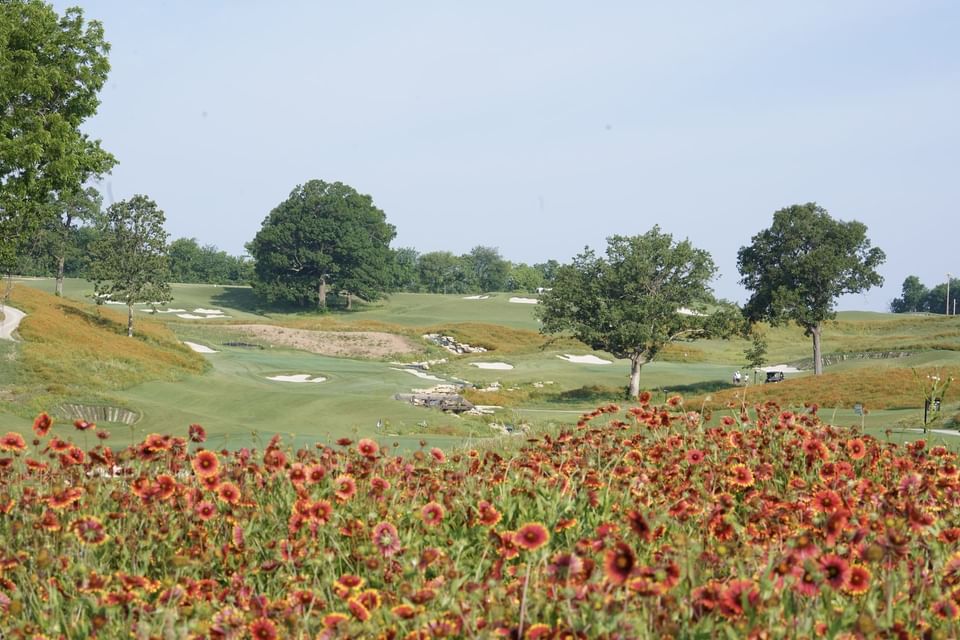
[
  {"xmin": 6, "ymin": 285, "xmax": 207, "ymax": 412},
  {"xmin": 690, "ymin": 365, "xmax": 960, "ymax": 411}
]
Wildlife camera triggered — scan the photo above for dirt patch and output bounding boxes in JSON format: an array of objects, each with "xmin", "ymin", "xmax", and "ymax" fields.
[{"xmin": 229, "ymin": 325, "xmax": 420, "ymax": 359}]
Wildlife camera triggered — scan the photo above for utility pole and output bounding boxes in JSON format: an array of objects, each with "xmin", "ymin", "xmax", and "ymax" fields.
[{"xmin": 948, "ymin": 274, "xmax": 952, "ymax": 316}]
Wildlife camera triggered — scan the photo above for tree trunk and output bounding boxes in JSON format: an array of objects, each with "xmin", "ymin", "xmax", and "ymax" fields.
[
  {"xmin": 811, "ymin": 322, "xmax": 823, "ymax": 375},
  {"xmin": 318, "ymin": 276, "xmax": 327, "ymax": 309},
  {"xmin": 127, "ymin": 304, "xmax": 134, "ymax": 337},
  {"xmin": 628, "ymin": 354, "xmax": 646, "ymax": 398},
  {"xmin": 346, "ymin": 293, "xmax": 352, "ymax": 310},
  {"xmin": 55, "ymin": 255, "xmax": 65, "ymax": 297}
]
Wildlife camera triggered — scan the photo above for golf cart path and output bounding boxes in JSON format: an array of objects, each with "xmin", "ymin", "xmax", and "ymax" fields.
[{"xmin": 0, "ymin": 305, "xmax": 26, "ymax": 341}]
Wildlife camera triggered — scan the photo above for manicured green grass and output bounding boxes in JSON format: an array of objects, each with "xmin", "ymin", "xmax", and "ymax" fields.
[{"xmin": 6, "ymin": 276, "xmax": 960, "ymax": 448}]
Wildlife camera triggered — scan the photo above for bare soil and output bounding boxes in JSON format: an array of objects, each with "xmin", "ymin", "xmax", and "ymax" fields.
[{"xmin": 228, "ymin": 325, "xmax": 420, "ymax": 359}]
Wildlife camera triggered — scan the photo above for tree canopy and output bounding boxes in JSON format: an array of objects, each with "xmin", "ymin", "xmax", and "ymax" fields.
[
  {"xmin": 0, "ymin": 0, "xmax": 116, "ymax": 270},
  {"xmin": 88, "ymin": 195, "xmax": 171, "ymax": 337},
  {"xmin": 247, "ymin": 180, "xmax": 396, "ymax": 309},
  {"xmin": 537, "ymin": 227, "xmax": 741, "ymax": 398},
  {"xmin": 737, "ymin": 203, "xmax": 885, "ymax": 375},
  {"xmin": 890, "ymin": 275, "xmax": 958, "ymax": 315}
]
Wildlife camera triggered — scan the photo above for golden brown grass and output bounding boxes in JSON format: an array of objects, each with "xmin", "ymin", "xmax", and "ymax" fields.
[
  {"xmin": 689, "ymin": 365, "xmax": 960, "ymax": 411},
  {"xmin": 7, "ymin": 285, "xmax": 207, "ymax": 409}
]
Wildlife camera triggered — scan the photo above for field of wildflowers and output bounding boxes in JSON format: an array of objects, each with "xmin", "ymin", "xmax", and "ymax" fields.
[{"xmin": 2, "ymin": 394, "xmax": 960, "ymax": 638}]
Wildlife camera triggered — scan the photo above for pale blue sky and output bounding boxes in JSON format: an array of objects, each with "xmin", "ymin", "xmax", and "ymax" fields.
[{"xmin": 56, "ymin": 1, "xmax": 959, "ymax": 310}]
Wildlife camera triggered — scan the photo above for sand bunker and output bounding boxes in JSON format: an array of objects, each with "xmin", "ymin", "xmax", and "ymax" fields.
[
  {"xmin": 463, "ymin": 295, "xmax": 491, "ymax": 300},
  {"xmin": 391, "ymin": 367, "xmax": 445, "ymax": 381},
  {"xmin": 176, "ymin": 313, "xmax": 232, "ymax": 320},
  {"xmin": 509, "ymin": 297, "xmax": 539, "ymax": 304},
  {"xmin": 232, "ymin": 325, "xmax": 418, "ymax": 359},
  {"xmin": 758, "ymin": 364, "xmax": 803, "ymax": 373},
  {"xmin": 677, "ymin": 307, "xmax": 706, "ymax": 316},
  {"xmin": 471, "ymin": 362, "xmax": 514, "ymax": 370},
  {"xmin": 557, "ymin": 354, "xmax": 613, "ymax": 365},
  {"xmin": 141, "ymin": 308, "xmax": 187, "ymax": 314},
  {"xmin": 183, "ymin": 341, "xmax": 218, "ymax": 353},
  {"xmin": 266, "ymin": 374, "xmax": 327, "ymax": 383}
]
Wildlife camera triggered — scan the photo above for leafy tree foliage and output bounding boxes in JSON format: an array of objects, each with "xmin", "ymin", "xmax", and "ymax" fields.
[
  {"xmin": 737, "ymin": 203, "xmax": 885, "ymax": 375},
  {"xmin": 534, "ymin": 259, "xmax": 561, "ymax": 285},
  {"xmin": 167, "ymin": 237, "xmax": 253, "ymax": 285},
  {"xmin": 417, "ymin": 251, "xmax": 471, "ymax": 294},
  {"xmin": 0, "ymin": 1, "xmax": 116, "ymax": 271},
  {"xmin": 390, "ymin": 247, "xmax": 420, "ymax": 291},
  {"xmin": 890, "ymin": 276, "xmax": 929, "ymax": 313},
  {"xmin": 890, "ymin": 275, "xmax": 958, "ymax": 315},
  {"xmin": 13, "ymin": 187, "xmax": 102, "ymax": 285},
  {"xmin": 538, "ymin": 227, "xmax": 741, "ymax": 398},
  {"xmin": 465, "ymin": 246, "xmax": 509, "ymax": 292},
  {"xmin": 247, "ymin": 180, "xmax": 396, "ymax": 309},
  {"xmin": 88, "ymin": 195, "xmax": 172, "ymax": 337},
  {"xmin": 506, "ymin": 263, "xmax": 544, "ymax": 292}
]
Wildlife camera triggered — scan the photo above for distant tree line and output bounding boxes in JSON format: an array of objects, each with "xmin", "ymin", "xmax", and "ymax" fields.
[
  {"xmin": 890, "ymin": 275, "xmax": 959, "ymax": 314},
  {"xmin": 11, "ymin": 182, "xmax": 557, "ymax": 298}
]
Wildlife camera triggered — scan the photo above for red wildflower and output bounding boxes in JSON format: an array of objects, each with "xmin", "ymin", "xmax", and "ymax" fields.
[
  {"xmin": 74, "ymin": 419, "xmax": 95, "ymax": 431},
  {"xmin": 372, "ymin": 521, "xmax": 402, "ymax": 557},
  {"xmin": 514, "ymin": 523, "xmax": 550, "ymax": 551},
  {"xmin": 603, "ymin": 542, "xmax": 636, "ymax": 585},
  {"xmin": 334, "ymin": 474, "xmax": 357, "ymax": 501},
  {"xmin": 306, "ymin": 464, "xmax": 326, "ymax": 484},
  {"xmin": 932, "ymin": 600, "xmax": 960, "ymax": 621},
  {"xmin": 195, "ymin": 501, "xmax": 217, "ymax": 521},
  {"xmin": 217, "ymin": 481, "xmax": 241, "ymax": 505},
  {"xmin": 188, "ymin": 423, "xmax": 206, "ymax": 443},
  {"xmin": 323, "ymin": 612, "xmax": 349, "ymax": 629},
  {"xmin": 429, "ymin": 447, "xmax": 447, "ymax": 464},
  {"xmin": 348, "ymin": 597, "xmax": 371, "ymax": 622},
  {"xmin": 718, "ymin": 579, "xmax": 759, "ymax": 619},
  {"xmin": 525, "ymin": 624, "xmax": 553, "ymax": 639},
  {"xmin": 391, "ymin": 604, "xmax": 418, "ymax": 619},
  {"xmin": 421, "ymin": 502, "xmax": 445, "ymax": 527},
  {"xmin": 812, "ymin": 489, "xmax": 843, "ymax": 514},
  {"xmin": 844, "ymin": 564, "xmax": 871, "ymax": 596},
  {"xmin": 155, "ymin": 474, "xmax": 177, "ymax": 500},
  {"xmin": 191, "ymin": 450, "xmax": 220, "ymax": 478},
  {"xmin": 685, "ymin": 449, "xmax": 705, "ymax": 464},
  {"xmin": 846, "ymin": 438, "xmax": 866, "ymax": 460},
  {"xmin": 357, "ymin": 438, "xmax": 379, "ymax": 458},
  {"xmin": 819, "ymin": 553, "xmax": 851, "ymax": 590},
  {"xmin": 0, "ymin": 432, "xmax": 26, "ymax": 452},
  {"xmin": 48, "ymin": 487, "xmax": 83, "ymax": 510},
  {"xmin": 728, "ymin": 464, "xmax": 755, "ymax": 488},
  {"xmin": 33, "ymin": 413, "xmax": 53, "ymax": 437},
  {"xmin": 248, "ymin": 617, "xmax": 277, "ymax": 640},
  {"xmin": 72, "ymin": 516, "xmax": 108, "ymax": 545},
  {"xmin": 626, "ymin": 510, "xmax": 653, "ymax": 542},
  {"xmin": 477, "ymin": 501, "xmax": 502, "ymax": 527}
]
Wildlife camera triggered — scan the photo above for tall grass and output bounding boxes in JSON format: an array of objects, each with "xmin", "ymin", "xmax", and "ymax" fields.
[{"xmin": 7, "ymin": 285, "xmax": 207, "ymax": 412}]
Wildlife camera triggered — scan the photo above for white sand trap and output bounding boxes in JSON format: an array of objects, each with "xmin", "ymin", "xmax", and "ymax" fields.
[
  {"xmin": 390, "ymin": 367, "xmax": 445, "ymax": 381},
  {"xmin": 266, "ymin": 374, "xmax": 327, "ymax": 383},
  {"xmin": 509, "ymin": 297, "xmax": 539, "ymax": 304},
  {"xmin": 176, "ymin": 313, "xmax": 232, "ymax": 320},
  {"xmin": 557, "ymin": 354, "xmax": 613, "ymax": 365},
  {"xmin": 758, "ymin": 364, "xmax": 803, "ymax": 373},
  {"xmin": 142, "ymin": 308, "xmax": 187, "ymax": 314},
  {"xmin": 463, "ymin": 295, "xmax": 491, "ymax": 300},
  {"xmin": 183, "ymin": 341, "xmax": 218, "ymax": 353},
  {"xmin": 471, "ymin": 362, "xmax": 514, "ymax": 370},
  {"xmin": 677, "ymin": 307, "xmax": 707, "ymax": 316},
  {"xmin": 193, "ymin": 308, "xmax": 224, "ymax": 314}
]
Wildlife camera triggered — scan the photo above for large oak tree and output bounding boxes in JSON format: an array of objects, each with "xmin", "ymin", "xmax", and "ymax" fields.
[
  {"xmin": 537, "ymin": 227, "xmax": 741, "ymax": 398},
  {"xmin": 737, "ymin": 203, "xmax": 885, "ymax": 375},
  {"xmin": 0, "ymin": 1, "xmax": 116, "ymax": 271},
  {"xmin": 247, "ymin": 180, "xmax": 396, "ymax": 309}
]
